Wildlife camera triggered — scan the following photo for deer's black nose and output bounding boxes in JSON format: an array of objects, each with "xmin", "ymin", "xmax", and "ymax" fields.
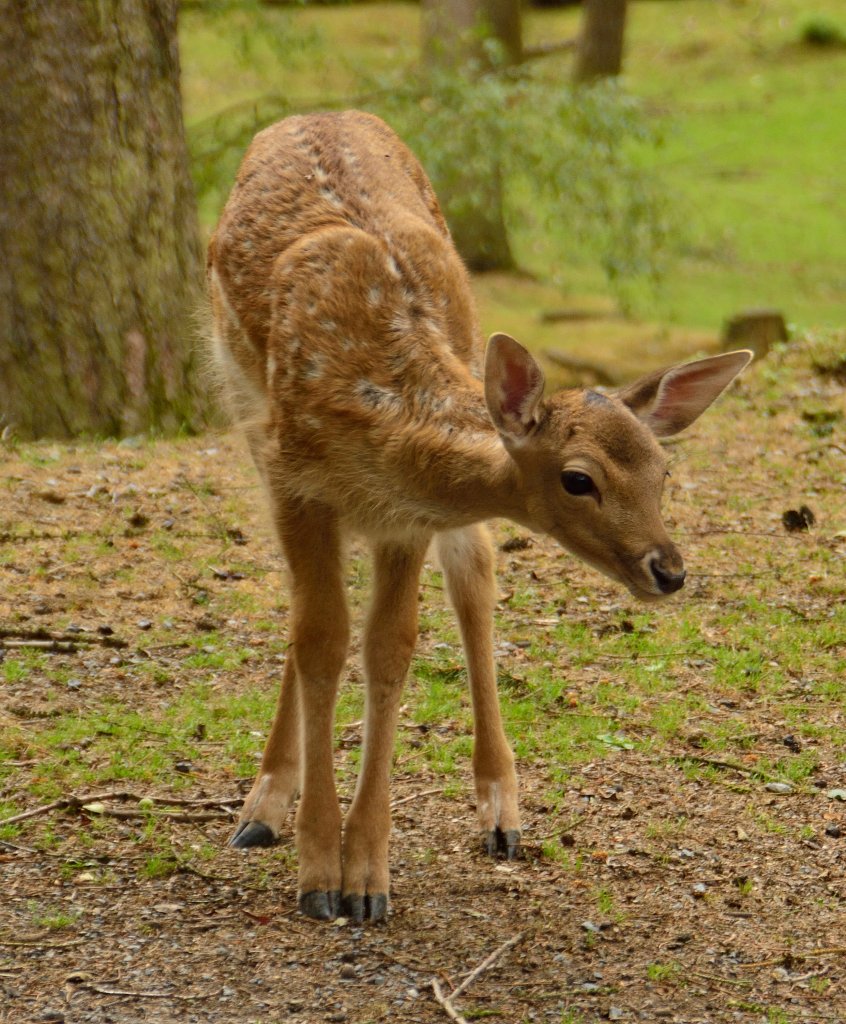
[{"xmin": 650, "ymin": 558, "xmax": 686, "ymax": 594}]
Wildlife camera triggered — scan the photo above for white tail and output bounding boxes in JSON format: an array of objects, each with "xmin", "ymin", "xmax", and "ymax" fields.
[{"xmin": 208, "ymin": 110, "xmax": 752, "ymax": 923}]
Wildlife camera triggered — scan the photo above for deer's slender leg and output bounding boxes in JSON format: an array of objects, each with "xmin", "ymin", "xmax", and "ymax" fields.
[
  {"xmin": 230, "ymin": 652, "xmax": 301, "ymax": 848},
  {"xmin": 436, "ymin": 526, "xmax": 521, "ymax": 859},
  {"xmin": 274, "ymin": 498, "xmax": 350, "ymax": 920},
  {"xmin": 341, "ymin": 537, "xmax": 429, "ymax": 923}
]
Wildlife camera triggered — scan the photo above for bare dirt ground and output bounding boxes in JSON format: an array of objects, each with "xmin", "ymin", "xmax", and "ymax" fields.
[{"xmin": 1, "ymin": 342, "xmax": 845, "ymax": 1024}]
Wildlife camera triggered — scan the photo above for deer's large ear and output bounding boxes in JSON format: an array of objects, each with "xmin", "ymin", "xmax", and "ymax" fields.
[
  {"xmin": 484, "ymin": 333, "xmax": 546, "ymax": 441},
  {"xmin": 615, "ymin": 350, "xmax": 753, "ymax": 438}
]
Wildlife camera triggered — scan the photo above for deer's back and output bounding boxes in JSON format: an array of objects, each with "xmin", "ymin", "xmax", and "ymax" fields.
[
  {"xmin": 209, "ymin": 111, "xmax": 479, "ymax": 365},
  {"xmin": 208, "ymin": 111, "xmax": 491, "ymax": 530}
]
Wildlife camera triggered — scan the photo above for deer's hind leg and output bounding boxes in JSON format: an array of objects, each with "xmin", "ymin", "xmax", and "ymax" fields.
[
  {"xmin": 341, "ymin": 536, "xmax": 429, "ymax": 923},
  {"xmin": 436, "ymin": 526, "xmax": 521, "ymax": 860},
  {"xmin": 231, "ymin": 653, "xmax": 301, "ymax": 849}
]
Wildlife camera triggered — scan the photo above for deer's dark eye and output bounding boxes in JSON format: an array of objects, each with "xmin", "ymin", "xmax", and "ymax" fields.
[{"xmin": 561, "ymin": 471, "xmax": 594, "ymax": 496}]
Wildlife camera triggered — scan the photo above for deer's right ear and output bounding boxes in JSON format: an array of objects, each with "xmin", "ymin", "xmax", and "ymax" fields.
[{"xmin": 484, "ymin": 333, "xmax": 546, "ymax": 441}]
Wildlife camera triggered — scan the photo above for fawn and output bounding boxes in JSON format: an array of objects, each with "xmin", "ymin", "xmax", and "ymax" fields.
[{"xmin": 208, "ymin": 110, "xmax": 752, "ymax": 923}]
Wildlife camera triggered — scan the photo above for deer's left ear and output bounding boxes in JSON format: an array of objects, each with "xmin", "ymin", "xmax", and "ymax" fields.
[
  {"xmin": 616, "ymin": 350, "xmax": 753, "ymax": 438},
  {"xmin": 484, "ymin": 333, "xmax": 546, "ymax": 441}
]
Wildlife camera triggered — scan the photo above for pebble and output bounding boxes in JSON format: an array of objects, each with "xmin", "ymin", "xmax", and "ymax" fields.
[
  {"xmin": 764, "ymin": 782, "xmax": 793, "ymax": 794},
  {"xmin": 339, "ymin": 964, "xmax": 356, "ymax": 980}
]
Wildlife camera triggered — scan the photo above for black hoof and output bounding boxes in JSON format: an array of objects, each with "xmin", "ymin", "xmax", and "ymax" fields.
[
  {"xmin": 482, "ymin": 827, "xmax": 521, "ymax": 860},
  {"xmin": 299, "ymin": 889, "xmax": 341, "ymax": 921},
  {"xmin": 229, "ymin": 820, "xmax": 277, "ymax": 849},
  {"xmin": 341, "ymin": 892, "xmax": 388, "ymax": 924}
]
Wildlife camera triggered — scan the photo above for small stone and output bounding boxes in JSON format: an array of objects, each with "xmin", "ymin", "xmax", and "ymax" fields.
[
  {"xmin": 339, "ymin": 964, "xmax": 356, "ymax": 980},
  {"xmin": 765, "ymin": 782, "xmax": 793, "ymax": 794},
  {"xmin": 608, "ymin": 1007, "xmax": 624, "ymax": 1020},
  {"xmin": 137, "ymin": 619, "xmax": 153, "ymax": 630},
  {"xmin": 824, "ymin": 824, "xmax": 842, "ymax": 838},
  {"xmin": 39, "ymin": 1011, "xmax": 65, "ymax": 1022},
  {"xmin": 692, "ymin": 882, "xmax": 708, "ymax": 897},
  {"xmin": 97, "ymin": 624, "xmax": 114, "ymax": 636},
  {"xmin": 826, "ymin": 789, "xmax": 846, "ymax": 801},
  {"xmin": 782, "ymin": 734, "xmax": 801, "ymax": 752}
]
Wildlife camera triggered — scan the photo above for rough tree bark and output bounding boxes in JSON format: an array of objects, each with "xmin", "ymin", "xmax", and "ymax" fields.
[
  {"xmin": 573, "ymin": 0, "xmax": 628, "ymax": 83},
  {"xmin": 0, "ymin": 0, "xmax": 206, "ymax": 439},
  {"xmin": 420, "ymin": 0, "xmax": 517, "ymax": 271}
]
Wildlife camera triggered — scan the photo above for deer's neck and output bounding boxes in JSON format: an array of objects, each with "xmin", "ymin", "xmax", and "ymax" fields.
[{"xmin": 389, "ymin": 386, "xmax": 528, "ymax": 531}]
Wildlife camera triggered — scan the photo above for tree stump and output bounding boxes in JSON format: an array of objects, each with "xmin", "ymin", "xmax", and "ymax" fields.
[{"xmin": 721, "ymin": 310, "xmax": 788, "ymax": 359}]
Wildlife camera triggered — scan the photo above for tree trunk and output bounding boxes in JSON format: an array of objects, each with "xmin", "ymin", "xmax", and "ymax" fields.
[
  {"xmin": 0, "ymin": 0, "xmax": 206, "ymax": 439},
  {"xmin": 422, "ymin": 0, "xmax": 522, "ymax": 68},
  {"xmin": 420, "ymin": 0, "xmax": 517, "ymax": 271},
  {"xmin": 573, "ymin": 0, "xmax": 628, "ymax": 83}
]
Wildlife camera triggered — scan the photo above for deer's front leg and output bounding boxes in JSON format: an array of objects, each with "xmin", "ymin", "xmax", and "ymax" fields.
[
  {"xmin": 282, "ymin": 502, "xmax": 350, "ymax": 920},
  {"xmin": 230, "ymin": 654, "xmax": 300, "ymax": 848},
  {"xmin": 437, "ymin": 526, "xmax": 521, "ymax": 859},
  {"xmin": 341, "ymin": 539, "xmax": 428, "ymax": 923}
]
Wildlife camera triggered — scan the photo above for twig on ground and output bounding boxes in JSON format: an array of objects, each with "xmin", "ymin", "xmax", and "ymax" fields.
[
  {"xmin": 737, "ymin": 948, "xmax": 846, "ymax": 969},
  {"xmin": 0, "ymin": 791, "xmax": 136, "ymax": 828},
  {"xmin": 430, "ymin": 934, "xmax": 523, "ymax": 1023},
  {"xmin": 431, "ymin": 978, "xmax": 469, "ymax": 1024},
  {"xmin": 0, "ymin": 836, "xmax": 39, "ymax": 854},
  {"xmin": 0, "ymin": 790, "xmax": 241, "ymax": 829},
  {"xmin": 691, "ymin": 969, "xmax": 752, "ymax": 988},
  {"xmin": 391, "ymin": 788, "xmax": 443, "ymax": 809},
  {"xmin": 451, "ymin": 934, "xmax": 523, "ymax": 1000},
  {"xmin": 78, "ymin": 982, "xmax": 221, "ymax": 1000},
  {"xmin": 0, "ymin": 626, "xmax": 127, "ymax": 649},
  {"xmin": 674, "ymin": 755, "xmax": 782, "ymax": 782},
  {"xmin": 0, "ymin": 937, "xmax": 85, "ymax": 949},
  {"xmin": 83, "ymin": 807, "xmax": 228, "ymax": 823}
]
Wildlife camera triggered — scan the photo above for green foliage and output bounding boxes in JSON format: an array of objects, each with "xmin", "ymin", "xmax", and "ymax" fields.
[
  {"xmin": 372, "ymin": 62, "xmax": 674, "ymax": 307},
  {"xmin": 799, "ymin": 15, "xmax": 846, "ymax": 47}
]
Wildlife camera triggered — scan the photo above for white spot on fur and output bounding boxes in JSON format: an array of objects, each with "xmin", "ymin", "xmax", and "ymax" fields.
[
  {"xmin": 320, "ymin": 188, "xmax": 343, "ymax": 208},
  {"xmin": 302, "ymin": 354, "xmax": 325, "ymax": 380},
  {"xmin": 388, "ymin": 312, "xmax": 411, "ymax": 335},
  {"xmin": 385, "ymin": 255, "xmax": 401, "ymax": 279},
  {"xmin": 367, "ymin": 286, "xmax": 382, "ymax": 307}
]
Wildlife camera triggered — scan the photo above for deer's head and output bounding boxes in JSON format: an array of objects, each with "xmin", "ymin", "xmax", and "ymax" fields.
[{"xmin": 484, "ymin": 334, "xmax": 752, "ymax": 601}]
